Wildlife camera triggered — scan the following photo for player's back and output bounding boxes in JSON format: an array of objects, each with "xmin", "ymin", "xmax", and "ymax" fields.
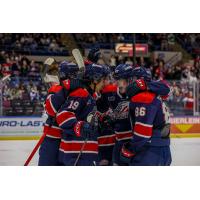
[{"xmin": 130, "ymin": 91, "xmax": 170, "ymax": 147}]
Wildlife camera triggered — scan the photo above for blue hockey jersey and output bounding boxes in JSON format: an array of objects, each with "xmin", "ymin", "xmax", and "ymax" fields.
[
  {"xmin": 38, "ymin": 84, "xmax": 63, "ymax": 166},
  {"xmin": 129, "ymin": 91, "xmax": 170, "ymax": 153},
  {"xmin": 55, "ymin": 87, "xmax": 98, "ymax": 166}
]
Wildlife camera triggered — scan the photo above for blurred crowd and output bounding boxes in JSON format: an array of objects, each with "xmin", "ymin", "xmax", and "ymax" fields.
[
  {"xmin": 151, "ymin": 57, "xmax": 200, "ymax": 82},
  {"xmin": 0, "ymin": 51, "xmax": 41, "ymax": 78},
  {"xmin": 1, "ymin": 52, "xmax": 198, "ymax": 116},
  {"xmin": 177, "ymin": 34, "xmax": 200, "ymax": 56},
  {"xmin": 0, "ymin": 51, "xmax": 46, "ymax": 116},
  {"xmin": 0, "ymin": 33, "xmax": 199, "ymax": 116},
  {"xmin": 74, "ymin": 33, "xmax": 175, "ymax": 51},
  {"xmin": 0, "ymin": 33, "xmax": 68, "ymax": 55}
]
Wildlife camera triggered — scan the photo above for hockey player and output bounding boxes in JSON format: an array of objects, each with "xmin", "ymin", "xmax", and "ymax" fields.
[
  {"xmin": 38, "ymin": 61, "xmax": 83, "ymax": 166},
  {"xmin": 38, "ymin": 48, "xmax": 100, "ymax": 166},
  {"xmin": 56, "ymin": 63, "xmax": 109, "ymax": 166},
  {"xmin": 95, "ymin": 66, "xmax": 116, "ymax": 165},
  {"xmin": 100, "ymin": 64, "xmax": 171, "ymax": 166},
  {"xmin": 120, "ymin": 66, "xmax": 172, "ymax": 166}
]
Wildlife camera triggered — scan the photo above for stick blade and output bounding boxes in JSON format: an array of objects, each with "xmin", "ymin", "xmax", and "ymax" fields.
[{"xmin": 72, "ymin": 49, "xmax": 85, "ymax": 72}]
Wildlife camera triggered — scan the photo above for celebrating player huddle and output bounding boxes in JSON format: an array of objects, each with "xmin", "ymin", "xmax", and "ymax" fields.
[{"xmin": 38, "ymin": 47, "xmax": 172, "ymax": 166}]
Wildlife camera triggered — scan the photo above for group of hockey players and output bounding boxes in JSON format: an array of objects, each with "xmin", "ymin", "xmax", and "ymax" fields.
[{"xmin": 38, "ymin": 47, "xmax": 172, "ymax": 166}]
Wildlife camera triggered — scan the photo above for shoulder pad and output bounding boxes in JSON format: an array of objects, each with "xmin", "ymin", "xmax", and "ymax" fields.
[
  {"xmin": 69, "ymin": 88, "xmax": 89, "ymax": 98},
  {"xmin": 131, "ymin": 91, "xmax": 156, "ymax": 104},
  {"xmin": 48, "ymin": 85, "xmax": 62, "ymax": 94},
  {"xmin": 101, "ymin": 84, "xmax": 117, "ymax": 94}
]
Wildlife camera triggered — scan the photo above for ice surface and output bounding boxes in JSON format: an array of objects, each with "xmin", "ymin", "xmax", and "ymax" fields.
[
  {"xmin": 0, "ymin": 138, "xmax": 200, "ymax": 166},
  {"xmin": 0, "ymin": 140, "xmax": 39, "ymax": 166}
]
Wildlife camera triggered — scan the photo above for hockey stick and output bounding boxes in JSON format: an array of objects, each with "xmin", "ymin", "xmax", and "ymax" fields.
[
  {"xmin": 74, "ymin": 108, "xmax": 98, "ymax": 166},
  {"xmin": 72, "ymin": 48, "xmax": 85, "ymax": 78},
  {"xmin": 24, "ymin": 58, "xmax": 58, "ymax": 166},
  {"xmin": 71, "ymin": 48, "xmax": 88, "ymax": 166},
  {"xmin": 74, "ymin": 138, "xmax": 88, "ymax": 166},
  {"xmin": 24, "ymin": 133, "xmax": 46, "ymax": 166},
  {"xmin": 25, "ymin": 51, "xmax": 85, "ymax": 166}
]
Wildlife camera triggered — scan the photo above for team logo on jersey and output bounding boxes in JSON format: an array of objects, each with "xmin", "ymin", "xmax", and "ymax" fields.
[{"xmin": 113, "ymin": 101, "xmax": 129, "ymax": 119}]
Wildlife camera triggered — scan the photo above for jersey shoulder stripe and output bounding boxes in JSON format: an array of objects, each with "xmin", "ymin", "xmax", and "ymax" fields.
[
  {"xmin": 69, "ymin": 88, "xmax": 89, "ymax": 98},
  {"xmin": 131, "ymin": 91, "xmax": 156, "ymax": 104},
  {"xmin": 101, "ymin": 84, "xmax": 117, "ymax": 94},
  {"xmin": 48, "ymin": 84, "xmax": 62, "ymax": 94}
]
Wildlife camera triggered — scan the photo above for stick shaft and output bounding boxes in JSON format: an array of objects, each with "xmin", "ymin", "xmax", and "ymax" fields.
[{"xmin": 24, "ymin": 133, "xmax": 46, "ymax": 166}]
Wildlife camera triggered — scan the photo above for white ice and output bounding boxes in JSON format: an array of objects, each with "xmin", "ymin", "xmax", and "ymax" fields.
[{"xmin": 0, "ymin": 138, "xmax": 200, "ymax": 166}]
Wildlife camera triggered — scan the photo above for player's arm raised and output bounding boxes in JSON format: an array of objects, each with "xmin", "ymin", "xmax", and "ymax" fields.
[{"xmin": 127, "ymin": 79, "xmax": 171, "ymax": 99}]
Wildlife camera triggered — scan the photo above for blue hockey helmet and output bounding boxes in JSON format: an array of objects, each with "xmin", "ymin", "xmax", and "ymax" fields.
[
  {"xmin": 132, "ymin": 66, "xmax": 152, "ymax": 81},
  {"xmin": 84, "ymin": 63, "xmax": 108, "ymax": 82},
  {"xmin": 113, "ymin": 64, "xmax": 134, "ymax": 80},
  {"xmin": 58, "ymin": 61, "xmax": 79, "ymax": 80}
]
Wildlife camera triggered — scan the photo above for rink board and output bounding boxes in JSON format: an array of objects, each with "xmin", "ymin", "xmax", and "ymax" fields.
[
  {"xmin": 0, "ymin": 117, "xmax": 44, "ymax": 140},
  {"xmin": 0, "ymin": 116, "xmax": 200, "ymax": 140}
]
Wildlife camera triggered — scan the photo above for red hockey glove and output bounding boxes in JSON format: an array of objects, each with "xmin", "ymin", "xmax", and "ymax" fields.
[
  {"xmin": 127, "ymin": 79, "xmax": 147, "ymax": 99},
  {"xmin": 74, "ymin": 121, "xmax": 96, "ymax": 140},
  {"xmin": 120, "ymin": 142, "xmax": 135, "ymax": 164},
  {"xmin": 62, "ymin": 79, "xmax": 85, "ymax": 91}
]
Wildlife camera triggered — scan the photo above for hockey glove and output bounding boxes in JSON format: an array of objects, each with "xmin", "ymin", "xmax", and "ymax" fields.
[
  {"xmin": 61, "ymin": 79, "xmax": 85, "ymax": 98},
  {"xmin": 87, "ymin": 47, "xmax": 101, "ymax": 63},
  {"xmin": 62, "ymin": 79, "xmax": 85, "ymax": 91},
  {"xmin": 74, "ymin": 121, "xmax": 96, "ymax": 140},
  {"xmin": 120, "ymin": 142, "xmax": 135, "ymax": 164},
  {"xmin": 99, "ymin": 115, "xmax": 114, "ymax": 130},
  {"xmin": 127, "ymin": 79, "xmax": 147, "ymax": 99}
]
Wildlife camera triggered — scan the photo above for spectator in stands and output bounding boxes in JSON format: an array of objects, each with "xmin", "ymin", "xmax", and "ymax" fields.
[
  {"xmin": 117, "ymin": 34, "xmax": 125, "ymax": 42},
  {"xmin": 182, "ymin": 65, "xmax": 198, "ymax": 83},
  {"xmin": 183, "ymin": 91, "xmax": 194, "ymax": 110},
  {"xmin": 152, "ymin": 60, "xmax": 165, "ymax": 80},
  {"xmin": 20, "ymin": 59, "xmax": 29, "ymax": 77},
  {"xmin": 39, "ymin": 86, "xmax": 48, "ymax": 101},
  {"xmin": 167, "ymin": 33, "xmax": 175, "ymax": 50},
  {"xmin": 30, "ymin": 87, "xmax": 39, "ymax": 102},
  {"xmin": 49, "ymin": 39, "xmax": 59, "ymax": 52},
  {"xmin": 1, "ymin": 57, "xmax": 12, "ymax": 77}
]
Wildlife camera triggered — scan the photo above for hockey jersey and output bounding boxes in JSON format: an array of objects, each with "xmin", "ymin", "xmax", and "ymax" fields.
[
  {"xmin": 97, "ymin": 80, "xmax": 171, "ymax": 165},
  {"xmin": 56, "ymin": 87, "xmax": 98, "ymax": 166},
  {"xmin": 38, "ymin": 84, "xmax": 63, "ymax": 166},
  {"xmin": 129, "ymin": 91, "xmax": 170, "ymax": 154}
]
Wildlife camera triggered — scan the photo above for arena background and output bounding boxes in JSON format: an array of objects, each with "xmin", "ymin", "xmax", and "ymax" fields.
[{"xmin": 0, "ymin": 33, "xmax": 200, "ymax": 165}]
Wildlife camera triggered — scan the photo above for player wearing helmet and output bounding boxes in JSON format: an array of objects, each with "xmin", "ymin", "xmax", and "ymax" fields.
[
  {"xmin": 38, "ymin": 61, "xmax": 83, "ymax": 166},
  {"xmin": 99, "ymin": 64, "xmax": 171, "ymax": 165},
  {"xmin": 120, "ymin": 66, "xmax": 172, "ymax": 166},
  {"xmin": 56, "ymin": 63, "xmax": 109, "ymax": 165}
]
